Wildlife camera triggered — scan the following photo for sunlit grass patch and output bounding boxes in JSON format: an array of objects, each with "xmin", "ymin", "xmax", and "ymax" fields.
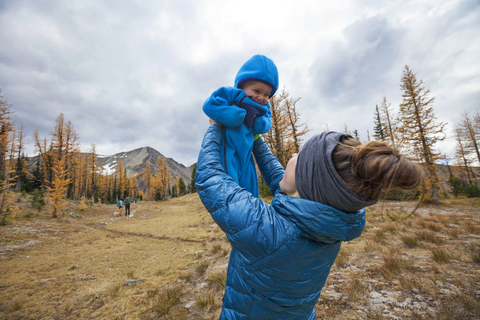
[{"xmin": 153, "ymin": 285, "xmax": 183, "ymax": 316}]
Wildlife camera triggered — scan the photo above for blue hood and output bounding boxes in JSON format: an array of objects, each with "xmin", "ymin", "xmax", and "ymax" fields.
[
  {"xmin": 272, "ymin": 193, "xmax": 366, "ymax": 244},
  {"xmin": 235, "ymin": 54, "xmax": 279, "ymax": 97}
]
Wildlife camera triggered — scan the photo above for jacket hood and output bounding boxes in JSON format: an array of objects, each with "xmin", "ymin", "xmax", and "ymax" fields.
[
  {"xmin": 235, "ymin": 55, "xmax": 279, "ymax": 97},
  {"xmin": 272, "ymin": 193, "xmax": 366, "ymax": 243}
]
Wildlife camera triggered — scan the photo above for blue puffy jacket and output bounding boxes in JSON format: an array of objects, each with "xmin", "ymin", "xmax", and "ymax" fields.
[
  {"xmin": 195, "ymin": 125, "xmax": 366, "ymax": 320},
  {"xmin": 203, "ymin": 55, "xmax": 279, "ymax": 197}
]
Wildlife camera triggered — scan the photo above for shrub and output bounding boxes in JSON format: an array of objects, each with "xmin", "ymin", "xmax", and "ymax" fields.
[
  {"xmin": 379, "ymin": 255, "xmax": 411, "ymax": 279},
  {"xmin": 415, "ymin": 231, "xmax": 444, "ymax": 244},
  {"xmin": 196, "ymin": 291, "xmax": 216, "ymax": 309},
  {"xmin": 373, "ymin": 230, "xmax": 385, "ymax": 242},
  {"xmin": 401, "ymin": 235, "xmax": 418, "ymax": 247},
  {"xmin": 259, "ymin": 181, "xmax": 272, "ymax": 197},
  {"xmin": 179, "ymin": 272, "xmax": 192, "ymax": 282},
  {"xmin": 334, "ymin": 249, "xmax": 350, "ymax": 268},
  {"xmin": 464, "ymin": 185, "xmax": 480, "ymax": 198},
  {"xmin": 196, "ymin": 261, "xmax": 210, "ymax": 275},
  {"xmin": 153, "ymin": 285, "xmax": 183, "ymax": 316},
  {"xmin": 431, "ymin": 247, "xmax": 456, "ymax": 264},
  {"xmin": 207, "ymin": 271, "xmax": 227, "ymax": 289},
  {"xmin": 211, "ymin": 245, "xmax": 222, "ymax": 254},
  {"xmin": 345, "ymin": 277, "xmax": 367, "ymax": 303}
]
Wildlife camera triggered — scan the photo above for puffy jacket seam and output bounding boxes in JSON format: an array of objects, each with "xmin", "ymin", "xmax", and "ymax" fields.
[
  {"xmin": 248, "ymin": 224, "xmax": 297, "ymax": 268},
  {"xmin": 284, "ymin": 240, "xmax": 320, "ymax": 314},
  {"xmin": 224, "ymin": 197, "xmax": 261, "ymax": 238}
]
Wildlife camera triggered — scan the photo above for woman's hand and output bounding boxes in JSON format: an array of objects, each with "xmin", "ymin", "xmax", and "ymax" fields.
[{"xmin": 209, "ymin": 118, "xmax": 222, "ymax": 127}]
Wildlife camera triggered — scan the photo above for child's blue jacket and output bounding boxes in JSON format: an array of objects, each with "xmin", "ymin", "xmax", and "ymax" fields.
[
  {"xmin": 203, "ymin": 55, "xmax": 279, "ymax": 197},
  {"xmin": 195, "ymin": 125, "xmax": 366, "ymax": 319}
]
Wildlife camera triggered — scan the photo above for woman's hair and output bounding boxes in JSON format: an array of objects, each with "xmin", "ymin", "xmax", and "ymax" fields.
[{"xmin": 332, "ymin": 137, "xmax": 425, "ymax": 201}]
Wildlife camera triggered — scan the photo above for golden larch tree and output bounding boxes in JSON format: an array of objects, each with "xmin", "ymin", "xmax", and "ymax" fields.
[
  {"xmin": 15, "ymin": 124, "xmax": 26, "ymax": 191},
  {"xmin": 379, "ymin": 96, "xmax": 400, "ymax": 149},
  {"xmin": 117, "ymin": 160, "xmax": 125, "ymax": 200},
  {"xmin": 263, "ymin": 88, "xmax": 309, "ymax": 168},
  {"xmin": 0, "ymin": 89, "xmax": 15, "ymax": 175},
  {"xmin": 459, "ymin": 111, "xmax": 480, "ymax": 164},
  {"xmin": 90, "ymin": 143, "xmax": 99, "ymax": 201},
  {"xmin": 454, "ymin": 127, "xmax": 477, "ymax": 185},
  {"xmin": 141, "ymin": 161, "xmax": 153, "ymax": 200},
  {"xmin": 397, "ymin": 65, "xmax": 446, "ymax": 203},
  {"xmin": 46, "ymin": 157, "xmax": 71, "ymax": 218}
]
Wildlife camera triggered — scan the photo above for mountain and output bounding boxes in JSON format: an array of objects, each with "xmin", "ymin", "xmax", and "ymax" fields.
[{"xmin": 97, "ymin": 147, "xmax": 194, "ymax": 184}]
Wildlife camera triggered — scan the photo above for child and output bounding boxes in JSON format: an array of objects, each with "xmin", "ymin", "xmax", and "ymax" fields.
[{"xmin": 203, "ymin": 54, "xmax": 279, "ymax": 197}]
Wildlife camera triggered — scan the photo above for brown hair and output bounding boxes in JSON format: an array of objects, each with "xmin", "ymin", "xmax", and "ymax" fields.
[{"xmin": 332, "ymin": 137, "xmax": 425, "ymax": 201}]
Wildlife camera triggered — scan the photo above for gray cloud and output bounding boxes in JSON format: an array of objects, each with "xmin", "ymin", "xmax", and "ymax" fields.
[{"xmin": 1, "ymin": 0, "xmax": 479, "ymax": 166}]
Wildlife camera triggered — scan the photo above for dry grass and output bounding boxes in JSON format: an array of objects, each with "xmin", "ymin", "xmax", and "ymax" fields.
[
  {"xmin": 401, "ymin": 234, "xmax": 419, "ymax": 247},
  {"xmin": 334, "ymin": 248, "xmax": 351, "ymax": 268},
  {"xmin": 195, "ymin": 291, "xmax": 216, "ymax": 309},
  {"xmin": 153, "ymin": 285, "xmax": 184, "ymax": 316},
  {"xmin": 1, "ymin": 192, "xmax": 479, "ymax": 319},
  {"xmin": 206, "ymin": 270, "xmax": 227, "ymax": 289},
  {"xmin": 196, "ymin": 260, "xmax": 210, "ymax": 275},
  {"xmin": 344, "ymin": 276, "xmax": 367, "ymax": 303}
]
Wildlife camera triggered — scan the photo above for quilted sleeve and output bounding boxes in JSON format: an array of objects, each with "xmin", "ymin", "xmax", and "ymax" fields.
[
  {"xmin": 253, "ymin": 137, "xmax": 284, "ymax": 195},
  {"xmin": 195, "ymin": 125, "xmax": 286, "ymax": 258},
  {"xmin": 202, "ymin": 87, "xmax": 246, "ymax": 128}
]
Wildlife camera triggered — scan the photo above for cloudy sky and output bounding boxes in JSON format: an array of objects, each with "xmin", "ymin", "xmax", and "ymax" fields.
[{"xmin": 0, "ymin": 0, "xmax": 479, "ymax": 166}]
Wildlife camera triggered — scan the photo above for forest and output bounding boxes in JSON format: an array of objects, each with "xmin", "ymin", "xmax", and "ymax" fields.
[{"xmin": 0, "ymin": 65, "xmax": 479, "ymax": 219}]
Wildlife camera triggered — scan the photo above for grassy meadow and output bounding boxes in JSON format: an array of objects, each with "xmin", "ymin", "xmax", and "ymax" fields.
[{"xmin": 1, "ymin": 191, "xmax": 479, "ymax": 319}]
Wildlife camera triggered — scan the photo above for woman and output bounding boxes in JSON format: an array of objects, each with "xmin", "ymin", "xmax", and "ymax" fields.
[{"xmin": 195, "ymin": 120, "xmax": 424, "ymax": 319}]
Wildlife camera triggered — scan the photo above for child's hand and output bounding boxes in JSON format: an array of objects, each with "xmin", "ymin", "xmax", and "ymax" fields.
[{"xmin": 209, "ymin": 118, "xmax": 222, "ymax": 127}]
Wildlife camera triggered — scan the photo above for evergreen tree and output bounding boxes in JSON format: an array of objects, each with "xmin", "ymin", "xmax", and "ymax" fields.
[
  {"xmin": 373, "ymin": 104, "xmax": 385, "ymax": 140},
  {"xmin": 190, "ymin": 162, "xmax": 197, "ymax": 193},
  {"xmin": 397, "ymin": 65, "xmax": 446, "ymax": 203},
  {"xmin": 178, "ymin": 177, "xmax": 186, "ymax": 195},
  {"xmin": 379, "ymin": 96, "xmax": 398, "ymax": 149},
  {"xmin": 458, "ymin": 111, "xmax": 480, "ymax": 164}
]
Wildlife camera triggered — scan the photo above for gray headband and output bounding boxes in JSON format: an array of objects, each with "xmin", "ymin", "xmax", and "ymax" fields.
[{"xmin": 295, "ymin": 132, "xmax": 379, "ymax": 213}]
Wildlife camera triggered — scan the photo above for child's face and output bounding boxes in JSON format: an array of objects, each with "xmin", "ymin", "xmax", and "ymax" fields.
[{"xmin": 241, "ymin": 81, "xmax": 272, "ymax": 106}]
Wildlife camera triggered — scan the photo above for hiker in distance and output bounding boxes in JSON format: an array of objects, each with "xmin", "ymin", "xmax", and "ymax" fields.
[
  {"xmin": 124, "ymin": 196, "xmax": 131, "ymax": 217},
  {"xmin": 195, "ymin": 119, "xmax": 424, "ymax": 319}
]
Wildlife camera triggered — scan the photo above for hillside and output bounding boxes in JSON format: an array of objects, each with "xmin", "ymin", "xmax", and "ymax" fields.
[
  {"xmin": 97, "ymin": 146, "xmax": 194, "ymax": 184},
  {"xmin": 29, "ymin": 146, "xmax": 194, "ymax": 185},
  {"xmin": 1, "ymin": 192, "xmax": 479, "ymax": 319}
]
